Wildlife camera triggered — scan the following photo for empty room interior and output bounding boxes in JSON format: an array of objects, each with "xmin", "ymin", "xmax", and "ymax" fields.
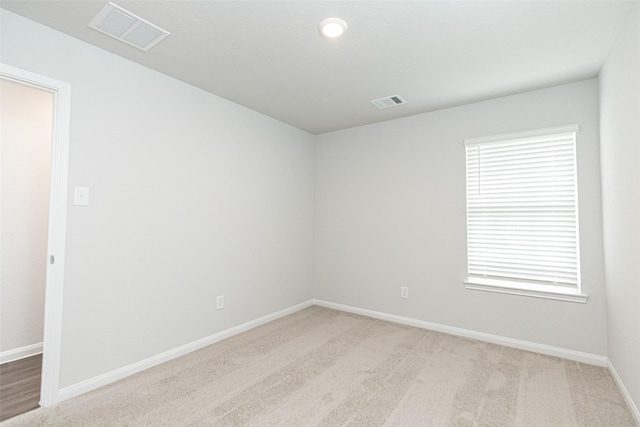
[{"xmin": 0, "ymin": 1, "xmax": 639, "ymax": 425}]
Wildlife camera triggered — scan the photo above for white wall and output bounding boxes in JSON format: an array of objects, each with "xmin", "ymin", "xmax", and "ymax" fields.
[
  {"xmin": 315, "ymin": 79, "xmax": 607, "ymax": 355},
  {"xmin": 599, "ymin": 4, "xmax": 640, "ymax": 413},
  {"xmin": 0, "ymin": 79, "xmax": 52, "ymax": 359},
  {"xmin": 1, "ymin": 10, "xmax": 314, "ymax": 388}
]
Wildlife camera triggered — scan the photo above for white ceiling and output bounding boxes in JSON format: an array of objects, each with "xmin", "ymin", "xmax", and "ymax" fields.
[{"xmin": 1, "ymin": 1, "xmax": 636, "ymax": 134}]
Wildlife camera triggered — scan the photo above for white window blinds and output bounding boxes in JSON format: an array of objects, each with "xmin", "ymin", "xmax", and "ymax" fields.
[{"xmin": 465, "ymin": 125, "xmax": 580, "ymax": 289}]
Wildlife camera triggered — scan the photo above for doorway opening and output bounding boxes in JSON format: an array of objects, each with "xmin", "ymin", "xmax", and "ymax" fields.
[
  {"xmin": 0, "ymin": 64, "xmax": 71, "ymax": 411},
  {"xmin": 0, "ymin": 77, "xmax": 53, "ymax": 421}
]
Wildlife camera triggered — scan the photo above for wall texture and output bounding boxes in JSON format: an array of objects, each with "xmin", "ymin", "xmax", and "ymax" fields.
[
  {"xmin": 1, "ymin": 10, "xmax": 315, "ymax": 389},
  {"xmin": 599, "ymin": 4, "xmax": 640, "ymax": 413},
  {"xmin": 315, "ymin": 79, "xmax": 607, "ymax": 355},
  {"xmin": 0, "ymin": 79, "xmax": 52, "ymax": 358}
]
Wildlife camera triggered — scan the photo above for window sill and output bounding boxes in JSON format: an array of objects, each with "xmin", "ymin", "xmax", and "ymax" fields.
[{"xmin": 464, "ymin": 277, "xmax": 588, "ymax": 304}]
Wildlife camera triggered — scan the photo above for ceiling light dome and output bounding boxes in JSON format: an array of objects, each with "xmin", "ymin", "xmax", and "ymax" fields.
[{"xmin": 319, "ymin": 17, "xmax": 348, "ymax": 38}]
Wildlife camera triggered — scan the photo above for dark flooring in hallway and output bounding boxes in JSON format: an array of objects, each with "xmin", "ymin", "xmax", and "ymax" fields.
[{"xmin": 0, "ymin": 354, "xmax": 41, "ymax": 422}]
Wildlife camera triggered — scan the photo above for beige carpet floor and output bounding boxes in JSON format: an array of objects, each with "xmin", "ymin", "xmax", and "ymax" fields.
[{"xmin": 2, "ymin": 306, "xmax": 636, "ymax": 426}]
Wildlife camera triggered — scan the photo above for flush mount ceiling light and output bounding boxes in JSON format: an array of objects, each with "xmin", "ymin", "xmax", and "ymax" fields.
[
  {"xmin": 319, "ymin": 17, "xmax": 348, "ymax": 38},
  {"xmin": 88, "ymin": 2, "xmax": 170, "ymax": 51}
]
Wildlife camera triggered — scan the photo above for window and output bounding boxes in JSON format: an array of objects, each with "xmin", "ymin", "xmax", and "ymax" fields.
[{"xmin": 464, "ymin": 125, "xmax": 587, "ymax": 303}]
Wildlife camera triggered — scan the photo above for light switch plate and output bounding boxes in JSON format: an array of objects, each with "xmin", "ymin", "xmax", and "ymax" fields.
[{"xmin": 74, "ymin": 187, "xmax": 90, "ymax": 206}]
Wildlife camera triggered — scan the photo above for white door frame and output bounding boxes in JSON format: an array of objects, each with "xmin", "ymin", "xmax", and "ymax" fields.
[{"xmin": 1, "ymin": 63, "xmax": 70, "ymax": 406}]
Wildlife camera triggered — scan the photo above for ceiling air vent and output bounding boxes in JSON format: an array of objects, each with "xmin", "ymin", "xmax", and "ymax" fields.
[
  {"xmin": 88, "ymin": 2, "xmax": 170, "ymax": 52},
  {"xmin": 370, "ymin": 95, "xmax": 407, "ymax": 109}
]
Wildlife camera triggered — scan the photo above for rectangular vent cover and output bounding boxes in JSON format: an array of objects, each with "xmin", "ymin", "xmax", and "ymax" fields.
[
  {"xmin": 370, "ymin": 95, "xmax": 407, "ymax": 109},
  {"xmin": 89, "ymin": 2, "xmax": 170, "ymax": 51}
]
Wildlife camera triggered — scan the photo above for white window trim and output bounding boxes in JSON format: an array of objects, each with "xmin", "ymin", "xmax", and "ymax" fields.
[
  {"xmin": 464, "ymin": 124, "xmax": 580, "ymax": 145},
  {"xmin": 464, "ymin": 124, "xmax": 587, "ymax": 303},
  {"xmin": 464, "ymin": 278, "xmax": 588, "ymax": 303}
]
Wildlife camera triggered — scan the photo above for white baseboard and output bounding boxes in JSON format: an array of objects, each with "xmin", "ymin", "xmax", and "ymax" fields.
[
  {"xmin": 58, "ymin": 300, "xmax": 314, "ymax": 403},
  {"xmin": 313, "ymin": 299, "xmax": 608, "ymax": 367},
  {"xmin": 607, "ymin": 358, "xmax": 640, "ymax": 424},
  {"xmin": 0, "ymin": 342, "xmax": 43, "ymax": 364}
]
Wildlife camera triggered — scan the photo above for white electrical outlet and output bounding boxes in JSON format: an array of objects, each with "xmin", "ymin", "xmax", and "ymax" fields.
[
  {"xmin": 401, "ymin": 287, "xmax": 409, "ymax": 299},
  {"xmin": 216, "ymin": 295, "xmax": 224, "ymax": 310}
]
